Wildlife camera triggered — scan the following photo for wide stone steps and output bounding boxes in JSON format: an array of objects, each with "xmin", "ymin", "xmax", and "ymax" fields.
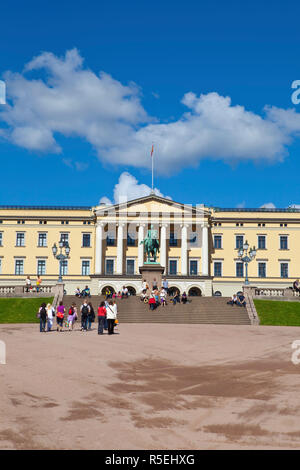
[{"xmin": 63, "ymin": 295, "xmax": 251, "ymax": 325}]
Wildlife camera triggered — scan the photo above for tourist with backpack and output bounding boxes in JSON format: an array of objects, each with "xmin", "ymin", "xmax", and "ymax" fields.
[
  {"xmin": 87, "ymin": 302, "xmax": 95, "ymax": 330},
  {"xmin": 80, "ymin": 301, "xmax": 90, "ymax": 331},
  {"xmin": 68, "ymin": 303, "xmax": 77, "ymax": 331},
  {"xmin": 56, "ymin": 301, "xmax": 65, "ymax": 332},
  {"xmin": 38, "ymin": 302, "xmax": 47, "ymax": 332}
]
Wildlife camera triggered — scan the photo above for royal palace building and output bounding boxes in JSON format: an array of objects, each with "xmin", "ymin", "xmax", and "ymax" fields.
[{"xmin": 0, "ymin": 194, "xmax": 298, "ymax": 296}]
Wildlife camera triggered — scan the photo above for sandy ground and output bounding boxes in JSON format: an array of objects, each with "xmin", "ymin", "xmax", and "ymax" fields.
[{"xmin": 1, "ymin": 322, "xmax": 300, "ymax": 450}]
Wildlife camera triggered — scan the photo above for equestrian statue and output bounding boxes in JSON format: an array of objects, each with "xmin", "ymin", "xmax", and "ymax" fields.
[{"xmin": 140, "ymin": 225, "xmax": 160, "ymax": 263}]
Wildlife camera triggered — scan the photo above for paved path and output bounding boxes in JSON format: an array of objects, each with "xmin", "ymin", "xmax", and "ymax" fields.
[{"xmin": 1, "ymin": 323, "xmax": 300, "ymax": 449}]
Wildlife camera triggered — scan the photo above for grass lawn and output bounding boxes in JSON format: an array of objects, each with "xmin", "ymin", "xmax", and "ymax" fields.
[
  {"xmin": 254, "ymin": 299, "xmax": 300, "ymax": 326},
  {"xmin": 0, "ymin": 297, "xmax": 54, "ymax": 323}
]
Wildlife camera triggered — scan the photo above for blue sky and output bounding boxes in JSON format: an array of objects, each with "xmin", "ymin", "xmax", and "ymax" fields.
[{"xmin": 1, "ymin": 0, "xmax": 300, "ymax": 208}]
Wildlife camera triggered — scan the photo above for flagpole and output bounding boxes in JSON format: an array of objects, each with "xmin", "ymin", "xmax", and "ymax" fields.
[
  {"xmin": 151, "ymin": 143, "xmax": 154, "ymax": 194},
  {"xmin": 152, "ymin": 147, "xmax": 154, "ymax": 193}
]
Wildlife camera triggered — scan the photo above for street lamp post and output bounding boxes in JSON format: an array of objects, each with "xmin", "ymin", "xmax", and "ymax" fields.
[
  {"xmin": 52, "ymin": 239, "xmax": 70, "ymax": 283},
  {"xmin": 237, "ymin": 240, "xmax": 256, "ymax": 285}
]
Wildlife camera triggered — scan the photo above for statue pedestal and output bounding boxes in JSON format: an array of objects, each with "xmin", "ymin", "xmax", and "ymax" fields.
[{"xmin": 139, "ymin": 264, "xmax": 165, "ymax": 290}]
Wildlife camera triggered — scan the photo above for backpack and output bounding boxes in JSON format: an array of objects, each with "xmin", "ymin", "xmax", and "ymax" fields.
[
  {"xmin": 40, "ymin": 306, "xmax": 47, "ymax": 318},
  {"xmin": 82, "ymin": 305, "xmax": 89, "ymax": 316},
  {"xmin": 68, "ymin": 306, "xmax": 74, "ymax": 315}
]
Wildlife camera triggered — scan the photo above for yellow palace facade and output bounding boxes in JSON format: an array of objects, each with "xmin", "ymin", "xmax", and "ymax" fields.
[{"xmin": 0, "ymin": 194, "xmax": 298, "ymax": 296}]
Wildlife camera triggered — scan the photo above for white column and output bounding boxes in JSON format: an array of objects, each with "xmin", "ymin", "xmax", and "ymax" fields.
[
  {"xmin": 202, "ymin": 224, "xmax": 209, "ymax": 276},
  {"xmin": 116, "ymin": 223, "xmax": 124, "ymax": 275},
  {"xmin": 181, "ymin": 224, "xmax": 188, "ymax": 276},
  {"xmin": 160, "ymin": 224, "xmax": 167, "ymax": 272},
  {"xmin": 95, "ymin": 223, "xmax": 104, "ymax": 274},
  {"xmin": 138, "ymin": 224, "xmax": 145, "ymax": 268}
]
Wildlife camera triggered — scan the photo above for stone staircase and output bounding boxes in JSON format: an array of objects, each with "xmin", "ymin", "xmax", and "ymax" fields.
[{"xmin": 62, "ymin": 295, "xmax": 251, "ymax": 325}]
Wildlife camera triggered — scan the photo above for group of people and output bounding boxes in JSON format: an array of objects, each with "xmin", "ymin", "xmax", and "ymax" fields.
[
  {"xmin": 227, "ymin": 292, "xmax": 246, "ymax": 307},
  {"xmin": 25, "ymin": 276, "xmax": 42, "ymax": 293},
  {"xmin": 140, "ymin": 278, "xmax": 188, "ymax": 310},
  {"xmin": 75, "ymin": 286, "xmax": 91, "ymax": 298},
  {"xmin": 38, "ymin": 298, "xmax": 118, "ymax": 335},
  {"xmin": 105, "ymin": 286, "xmax": 129, "ymax": 300}
]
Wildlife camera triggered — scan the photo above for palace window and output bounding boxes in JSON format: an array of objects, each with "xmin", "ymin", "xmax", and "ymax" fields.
[
  {"xmin": 105, "ymin": 259, "xmax": 114, "ymax": 275},
  {"xmin": 106, "ymin": 233, "xmax": 115, "ymax": 246},
  {"xmin": 214, "ymin": 235, "xmax": 222, "ymax": 249},
  {"xmin": 82, "ymin": 233, "xmax": 91, "ymax": 247},
  {"xmin": 61, "ymin": 260, "xmax": 68, "ymax": 275},
  {"xmin": 60, "ymin": 233, "xmax": 69, "ymax": 246},
  {"xmin": 189, "ymin": 260, "xmax": 198, "ymax": 275},
  {"xmin": 38, "ymin": 233, "xmax": 47, "ymax": 247},
  {"xmin": 0, "ymin": 232, "xmax": 3, "ymax": 246},
  {"xmin": 214, "ymin": 262, "xmax": 222, "ymax": 277},
  {"xmin": 258, "ymin": 235, "xmax": 266, "ymax": 250},
  {"xmin": 16, "ymin": 232, "xmax": 25, "ymax": 247},
  {"xmin": 236, "ymin": 262, "xmax": 244, "ymax": 278},
  {"xmin": 258, "ymin": 262, "xmax": 266, "ymax": 278},
  {"xmin": 127, "ymin": 234, "xmax": 135, "ymax": 246},
  {"xmin": 235, "ymin": 235, "xmax": 244, "ymax": 250},
  {"xmin": 169, "ymin": 259, "xmax": 177, "ymax": 275},
  {"xmin": 280, "ymin": 235, "xmax": 288, "ymax": 250},
  {"xmin": 37, "ymin": 260, "xmax": 46, "ymax": 276},
  {"xmin": 81, "ymin": 260, "xmax": 90, "ymax": 276},
  {"xmin": 169, "ymin": 232, "xmax": 178, "ymax": 247},
  {"xmin": 17, "ymin": 220, "xmax": 25, "ymax": 224},
  {"xmin": 15, "ymin": 259, "xmax": 24, "ymax": 275},
  {"xmin": 280, "ymin": 263, "xmax": 289, "ymax": 278},
  {"xmin": 126, "ymin": 259, "xmax": 135, "ymax": 275}
]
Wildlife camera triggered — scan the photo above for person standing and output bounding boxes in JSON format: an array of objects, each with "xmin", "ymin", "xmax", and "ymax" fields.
[
  {"xmin": 162, "ymin": 278, "xmax": 169, "ymax": 295},
  {"xmin": 106, "ymin": 300, "xmax": 116, "ymax": 335},
  {"xmin": 97, "ymin": 301, "xmax": 106, "ymax": 335},
  {"xmin": 80, "ymin": 300, "xmax": 90, "ymax": 331},
  {"xmin": 56, "ymin": 301, "xmax": 65, "ymax": 331},
  {"xmin": 25, "ymin": 276, "xmax": 31, "ymax": 293},
  {"xmin": 87, "ymin": 302, "xmax": 95, "ymax": 330},
  {"xmin": 38, "ymin": 302, "xmax": 47, "ymax": 332},
  {"xmin": 36, "ymin": 276, "xmax": 42, "ymax": 293},
  {"xmin": 46, "ymin": 303, "xmax": 55, "ymax": 331},
  {"xmin": 68, "ymin": 303, "xmax": 77, "ymax": 331}
]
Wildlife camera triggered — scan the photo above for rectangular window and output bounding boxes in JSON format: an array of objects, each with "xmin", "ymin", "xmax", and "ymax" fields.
[
  {"xmin": 258, "ymin": 262, "xmax": 266, "ymax": 278},
  {"xmin": 60, "ymin": 233, "xmax": 69, "ymax": 246},
  {"xmin": 258, "ymin": 235, "xmax": 266, "ymax": 250},
  {"xmin": 127, "ymin": 233, "xmax": 135, "ymax": 246},
  {"xmin": 280, "ymin": 263, "xmax": 288, "ymax": 278},
  {"xmin": 82, "ymin": 233, "xmax": 91, "ymax": 247},
  {"xmin": 106, "ymin": 234, "xmax": 115, "ymax": 246},
  {"xmin": 0, "ymin": 259, "xmax": 2, "ymax": 274},
  {"xmin": 105, "ymin": 259, "xmax": 114, "ymax": 275},
  {"xmin": 214, "ymin": 235, "xmax": 222, "ymax": 249},
  {"xmin": 61, "ymin": 260, "xmax": 68, "ymax": 275},
  {"xmin": 37, "ymin": 260, "xmax": 46, "ymax": 275},
  {"xmin": 236, "ymin": 262, "xmax": 244, "ymax": 278},
  {"xmin": 189, "ymin": 260, "xmax": 198, "ymax": 275},
  {"xmin": 15, "ymin": 259, "xmax": 24, "ymax": 275},
  {"xmin": 169, "ymin": 232, "xmax": 178, "ymax": 247},
  {"xmin": 235, "ymin": 235, "xmax": 244, "ymax": 250},
  {"xmin": 0, "ymin": 232, "xmax": 3, "ymax": 246},
  {"xmin": 126, "ymin": 259, "xmax": 135, "ymax": 275},
  {"xmin": 38, "ymin": 233, "xmax": 47, "ymax": 247},
  {"xmin": 169, "ymin": 259, "xmax": 177, "ymax": 275},
  {"xmin": 16, "ymin": 232, "xmax": 25, "ymax": 247},
  {"xmin": 81, "ymin": 260, "xmax": 90, "ymax": 276},
  {"xmin": 280, "ymin": 236, "xmax": 288, "ymax": 250},
  {"xmin": 214, "ymin": 262, "xmax": 222, "ymax": 277}
]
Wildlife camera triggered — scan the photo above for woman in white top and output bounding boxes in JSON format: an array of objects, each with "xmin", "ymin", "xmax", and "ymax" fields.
[
  {"xmin": 46, "ymin": 303, "xmax": 55, "ymax": 331},
  {"xmin": 106, "ymin": 300, "xmax": 117, "ymax": 335}
]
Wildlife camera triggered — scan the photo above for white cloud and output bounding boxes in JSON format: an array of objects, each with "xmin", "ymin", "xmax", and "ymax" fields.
[
  {"xmin": 260, "ymin": 202, "xmax": 276, "ymax": 209},
  {"xmin": 2, "ymin": 49, "xmax": 300, "ymax": 172},
  {"xmin": 99, "ymin": 171, "xmax": 171, "ymax": 205}
]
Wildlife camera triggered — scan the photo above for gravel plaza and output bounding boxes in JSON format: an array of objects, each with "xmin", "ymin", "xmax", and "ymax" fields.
[{"xmin": 1, "ymin": 322, "xmax": 300, "ymax": 450}]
